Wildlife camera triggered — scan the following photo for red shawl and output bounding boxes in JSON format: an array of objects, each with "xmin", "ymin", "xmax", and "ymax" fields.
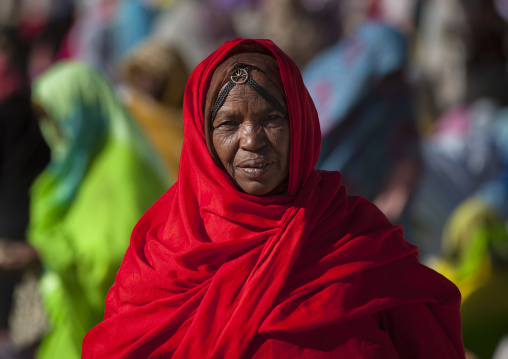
[{"xmin": 82, "ymin": 39, "xmax": 464, "ymax": 358}]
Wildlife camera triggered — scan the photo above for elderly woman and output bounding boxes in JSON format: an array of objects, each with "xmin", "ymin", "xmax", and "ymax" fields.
[{"xmin": 82, "ymin": 39, "xmax": 465, "ymax": 358}]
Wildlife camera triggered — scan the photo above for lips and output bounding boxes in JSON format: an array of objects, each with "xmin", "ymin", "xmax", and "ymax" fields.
[{"xmin": 236, "ymin": 158, "xmax": 273, "ymax": 178}]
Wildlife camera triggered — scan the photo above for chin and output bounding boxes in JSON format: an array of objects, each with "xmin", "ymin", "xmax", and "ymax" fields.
[
  {"xmin": 239, "ymin": 182, "xmax": 276, "ymax": 197},
  {"xmin": 240, "ymin": 180, "xmax": 289, "ymax": 197}
]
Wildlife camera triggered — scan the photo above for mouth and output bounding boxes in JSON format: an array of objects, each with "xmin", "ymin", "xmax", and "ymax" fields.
[{"xmin": 236, "ymin": 159, "xmax": 273, "ymax": 177}]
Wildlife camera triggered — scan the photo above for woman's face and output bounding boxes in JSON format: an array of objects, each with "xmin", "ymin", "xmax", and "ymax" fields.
[{"xmin": 211, "ymin": 71, "xmax": 290, "ymax": 196}]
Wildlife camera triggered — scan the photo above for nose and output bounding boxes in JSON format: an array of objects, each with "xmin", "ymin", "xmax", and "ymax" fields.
[{"xmin": 239, "ymin": 123, "xmax": 266, "ymax": 151}]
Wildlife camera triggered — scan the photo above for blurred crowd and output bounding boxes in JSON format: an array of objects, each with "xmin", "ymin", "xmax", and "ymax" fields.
[{"xmin": 1, "ymin": 0, "xmax": 508, "ymax": 358}]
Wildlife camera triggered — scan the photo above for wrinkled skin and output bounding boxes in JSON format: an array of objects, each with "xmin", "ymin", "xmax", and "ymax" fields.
[{"xmin": 212, "ymin": 70, "xmax": 290, "ymax": 196}]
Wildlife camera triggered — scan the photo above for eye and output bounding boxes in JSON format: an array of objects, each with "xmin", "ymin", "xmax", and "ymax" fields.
[
  {"xmin": 213, "ymin": 120, "xmax": 239, "ymax": 130},
  {"xmin": 262, "ymin": 114, "xmax": 287, "ymax": 128}
]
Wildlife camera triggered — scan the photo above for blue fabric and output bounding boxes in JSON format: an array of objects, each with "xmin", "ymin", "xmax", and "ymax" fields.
[
  {"xmin": 113, "ymin": 0, "xmax": 159, "ymax": 61},
  {"xmin": 303, "ymin": 21, "xmax": 419, "ymax": 200},
  {"xmin": 476, "ymin": 108, "xmax": 508, "ymax": 217}
]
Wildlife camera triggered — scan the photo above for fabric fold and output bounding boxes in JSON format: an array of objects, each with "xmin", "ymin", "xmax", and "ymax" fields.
[{"xmin": 82, "ymin": 39, "xmax": 464, "ymax": 359}]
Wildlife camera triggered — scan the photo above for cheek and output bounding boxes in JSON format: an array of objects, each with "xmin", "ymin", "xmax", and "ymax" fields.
[
  {"xmin": 270, "ymin": 127, "xmax": 291, "ymax": 167},
  {"xmin": 212, "ymin": 132, "xmax": 237, "ymax": 168}
]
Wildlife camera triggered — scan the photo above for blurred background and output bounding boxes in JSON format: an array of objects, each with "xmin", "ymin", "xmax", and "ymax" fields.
[{"xmin": 1, "ymin": 0, "xmax": 508, "ymax": 358}]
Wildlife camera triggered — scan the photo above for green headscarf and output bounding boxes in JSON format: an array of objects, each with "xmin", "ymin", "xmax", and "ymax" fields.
[{"xmin": 28, "ymin": 61, "xmax": 169, "ymax": 359}]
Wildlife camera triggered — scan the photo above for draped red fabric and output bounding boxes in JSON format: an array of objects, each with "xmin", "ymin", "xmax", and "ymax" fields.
[{"xmin": 82, "ymin": 39, "xmax": 465, "ymax": 358}]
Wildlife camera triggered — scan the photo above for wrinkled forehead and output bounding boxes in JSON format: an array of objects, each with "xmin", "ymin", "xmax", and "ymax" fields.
[{"xmin": 204, "ymin": 51, "xmax": 286, "ymax": 120}]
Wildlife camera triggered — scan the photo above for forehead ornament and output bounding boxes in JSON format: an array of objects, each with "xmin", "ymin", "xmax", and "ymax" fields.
[
  {"xmin": 210, "ymin": 63, "xmax": 288, "ymax": 124},
  {"xmin": 231, "ymin": 68, "xmax": 248, "ymax": 84}
]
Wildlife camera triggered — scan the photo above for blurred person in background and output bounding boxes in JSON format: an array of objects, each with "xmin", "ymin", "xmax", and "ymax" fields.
[
  {"xmin": 339, "ymin": 0, "xmax": 420, "ymax": 36},
  {"xmin": 428, "ymin": 109, "xmax": 508, "ymax": 358},
  {"xmin": 27, "ymin": 61, "xmax": 169, "ymax": 359},
  {"xmin": 110, "ymin": 0, "xmax": 163, "ymax": 65},
  {"xmin": 409, "ymin": 0, "xmax": 467, "ymax": 134},
  {"xmin": 0, "ymin": 26, "xmax": 50, "ymax": 359},
  {"xmin": 14, "ymin": 0, "xmax": 75, "ymax": 80},
  {"xmin": 407, "ymin": 0, "xmax": 508, "ymax": 260},
  {"xmin": 431, "ymin": 189, "xmax": 508, "ymax": 359},
  {"xmin": 410, "ymin": 0, "xmax": 508, "ymax": 356},
  {"xmin": 407, "ymin": 100, "xmax": 503, "ymax": 260},
  {"xmin": 415, "ymin": 0, "xmax": 468, "ymax": 125},
  {"xmin": 206, "ymin": 0, "xmax": 264, "ymax": 40},
  {"xmin": 62, "ymin": 0, "xmax": 166, "ymax": 80},
  {"xmin": 258, "ymin": 0, "xmax": 342, "ymax": 69},
  {"xmin": 119, "ymin": 37, "xmax": 190, "ymax": 182},
  {"xmin": 61, "ymin": 0, "xmax": 117, "ymax": 77},
  {"xmin": 151, "ymin": 0, "xmax": 238, "ymax": 70},
  {"xmin": 415, "ymin": 0, "xmax": 508, "ymax": 127},
  {"xmin": 303, "ymin": 21, "xmax": 422, "ymax": 226}
]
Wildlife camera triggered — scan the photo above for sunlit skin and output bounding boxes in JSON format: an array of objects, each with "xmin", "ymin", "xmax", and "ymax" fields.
[{"xmin": 212, "ymin": 71, "xmax": 290, "ymax": 196}]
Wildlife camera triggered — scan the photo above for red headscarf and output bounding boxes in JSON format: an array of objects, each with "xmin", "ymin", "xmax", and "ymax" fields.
[{"xmin": 82, "ymin": 39, "xmax": 464, "ymax": 358}]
